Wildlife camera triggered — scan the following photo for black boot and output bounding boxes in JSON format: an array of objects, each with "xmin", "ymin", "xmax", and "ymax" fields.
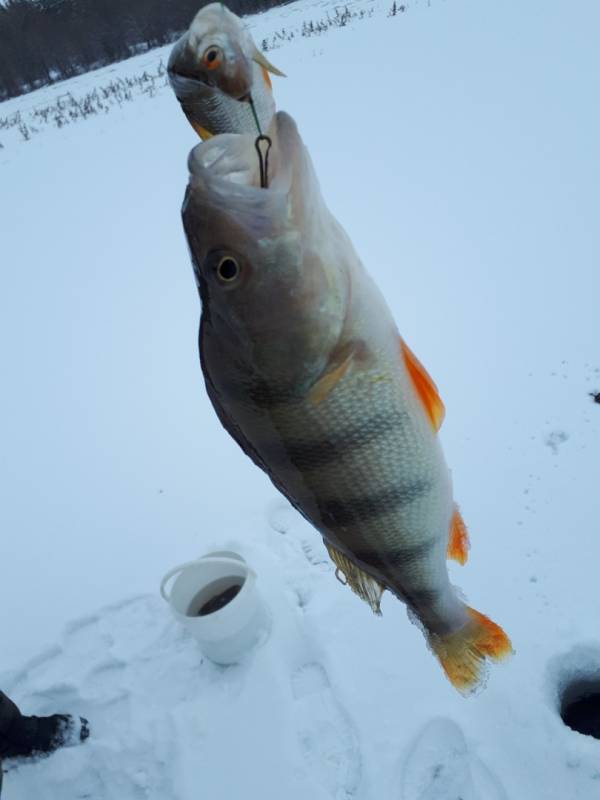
[{"xmin": 0, "ymin": 692, "xmax": 89, "ymax": 760}]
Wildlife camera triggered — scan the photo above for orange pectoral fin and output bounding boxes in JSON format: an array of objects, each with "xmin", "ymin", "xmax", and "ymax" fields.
[
  {"xmin": 400, "ymin": 339, "xmax": 445, "ymax": 431},
  {"xmin": 308, "ymin": 349, "xmax": 354, "ymax": 405},
  {"xmin": 447, "ymin": 506, "xmax": 469, "ymax": 565},
  {"xmin": 261, "ymin": 66, "xmax": 273, "ymax": 91},
  {"xmin": 190, "ymin": 120, "xmax": 214, "ymax": 141}
]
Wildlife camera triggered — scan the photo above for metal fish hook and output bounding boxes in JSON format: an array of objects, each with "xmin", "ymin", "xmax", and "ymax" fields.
[
  {"xmin": 248, "ymin": 94, "xmax": 271, "ymax": 188},
  {"xmin": 254, "ymin": 135, "xmax": 272, "ymax": 189},
  {"xmin": 335, "ymin": 568, "xmax": 348, "ymax": 586}
]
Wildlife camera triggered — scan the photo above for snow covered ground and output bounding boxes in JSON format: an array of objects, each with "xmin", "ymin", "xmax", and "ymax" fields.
[{"xmin": 1, "ymin": 0, "xmax": 600, "ymax": 797}]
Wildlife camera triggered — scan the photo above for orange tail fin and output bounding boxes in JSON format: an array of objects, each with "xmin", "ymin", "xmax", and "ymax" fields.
[
  {"xmin": 430, "ymin": 607, "xmax": 513, "ymax": 694},
  {"xmin": 447, "ymin": 506, "xmax": 470, "ymax": 565}
]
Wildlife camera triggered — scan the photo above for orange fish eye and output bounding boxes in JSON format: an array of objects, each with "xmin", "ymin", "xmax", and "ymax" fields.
[{"xmin": 203, "ymin": 45, "xmax": 222, "ymax": 71}]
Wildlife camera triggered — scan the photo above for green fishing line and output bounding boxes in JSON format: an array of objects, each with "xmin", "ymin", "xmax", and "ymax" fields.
[{"xmin": 248, "ymin": 96, "xmax": 263, "ymax": 136}]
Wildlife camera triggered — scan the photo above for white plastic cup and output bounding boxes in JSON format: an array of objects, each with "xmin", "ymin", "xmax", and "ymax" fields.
[{"xmin": 160, "ymin": 552, "xmax": 268, "ymax": 665}]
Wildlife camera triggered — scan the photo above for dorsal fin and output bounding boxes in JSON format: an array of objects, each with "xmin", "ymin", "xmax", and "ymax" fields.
[{"xmin": 400, "ymin": 339, "xmax": 445, "ymax": 431}]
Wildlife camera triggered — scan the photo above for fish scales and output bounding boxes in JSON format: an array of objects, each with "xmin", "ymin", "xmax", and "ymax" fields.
[
  {"xmin": 183, "ymin": 108, "xmax": 512, "ymax": 693},
  {"xmin": 172, "ymin": 63, "xmax": 274, "ymax": 137},
  {"xmin": 199, "ymin": 230, "xmax": 461, "ymax": 631}
]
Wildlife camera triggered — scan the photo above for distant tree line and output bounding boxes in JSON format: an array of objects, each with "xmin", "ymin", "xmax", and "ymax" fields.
[{"xmin": 0, "ymin": 0, "xmax": 290, "ymax": 101}]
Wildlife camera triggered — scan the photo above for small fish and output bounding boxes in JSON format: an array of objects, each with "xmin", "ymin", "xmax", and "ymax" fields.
[
  {"xmin": 181, "ymin": 114, "xmax": 512, "ymax": 693},
  {"xmin": 168, "ymin": 2, "xmax": 284, "ymax": 141}
]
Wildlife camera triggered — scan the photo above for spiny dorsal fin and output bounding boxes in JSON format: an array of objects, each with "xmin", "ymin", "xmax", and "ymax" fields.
[{"xmin": 400, "ymin": 338, "xmax": 445, "ymax": 431}]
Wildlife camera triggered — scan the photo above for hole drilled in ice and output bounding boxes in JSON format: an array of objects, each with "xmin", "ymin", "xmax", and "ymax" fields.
[
  {"xmin": 561, "ymin": 680, "xmax": 600, "ymax": 740},
  {"xmin": 548, "ymin": 644, "xmax": 600, "ymax": 740}
]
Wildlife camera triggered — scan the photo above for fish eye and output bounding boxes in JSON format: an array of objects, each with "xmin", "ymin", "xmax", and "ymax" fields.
[
  {"xmin": 216, "ymin": 255, "xmax": 240, "ymax": 283},
  {"xmin": 203, "ymin": 45, "xmax": 223, "ymax": 71}
]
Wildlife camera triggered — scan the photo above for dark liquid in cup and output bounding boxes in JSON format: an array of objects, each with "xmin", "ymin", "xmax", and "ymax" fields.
[{"xmin": 198, "ymin": 583, "xmax": 242, "ymax": 616}]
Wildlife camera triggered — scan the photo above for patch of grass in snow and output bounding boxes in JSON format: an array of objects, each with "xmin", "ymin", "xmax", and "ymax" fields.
[
  {"xmin": 0, "ymin": 61, "xmax": 169, "ymax": 146},
  {"xmin": 260, "ymin": 4, "xmax": 380, "ymax": 52}
]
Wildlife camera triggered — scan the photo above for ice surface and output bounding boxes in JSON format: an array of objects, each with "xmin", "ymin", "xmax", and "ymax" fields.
[{"xmin": 1, "ymin": 0, "xmax": 600, "ymax": 797}]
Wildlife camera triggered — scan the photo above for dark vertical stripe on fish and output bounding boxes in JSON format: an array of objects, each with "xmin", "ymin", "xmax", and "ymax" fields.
[
  {"xmin": 272, "ymin": 411, "xmax": 408, "ymax": 470},
  {"xmin": 319, "ymin": 479, "xmax": 432, "ymax": 527},
  {"xmin": 351, "ymin": 537, "xmax": 439, "ymax": 569}
]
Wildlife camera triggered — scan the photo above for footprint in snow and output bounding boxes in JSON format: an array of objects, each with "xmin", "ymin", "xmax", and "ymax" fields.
[
  {"xmin": 1, "ymin": 595, "xmax": 202, "ymax": 800},
  {"xmin": 267, "ymin": 498, "xmax": 297, "ymax": 535},
  {"xmin": 401, "ymin": 718, "xmax": 507, "ymax": 800},
  {"xmin": 291, "ymin": 662, "xmax": 362, "ymax": 799}
]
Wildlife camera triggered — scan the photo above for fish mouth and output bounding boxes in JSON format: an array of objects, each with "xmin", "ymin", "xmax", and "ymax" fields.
[
  {"xmin": 168, "ymin": 68, "xmax": 206, "ymax": 97},
  {"xmin": 185, "ymin": 113, "xmax": 298, "ymax": 214},
  {"xmin": 168, "ymin": 62, "xmax": 203, "ymax": 83},
  {"xmin": 169, "ymin": 67, "xmax": 252, "ymax": 104}
]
